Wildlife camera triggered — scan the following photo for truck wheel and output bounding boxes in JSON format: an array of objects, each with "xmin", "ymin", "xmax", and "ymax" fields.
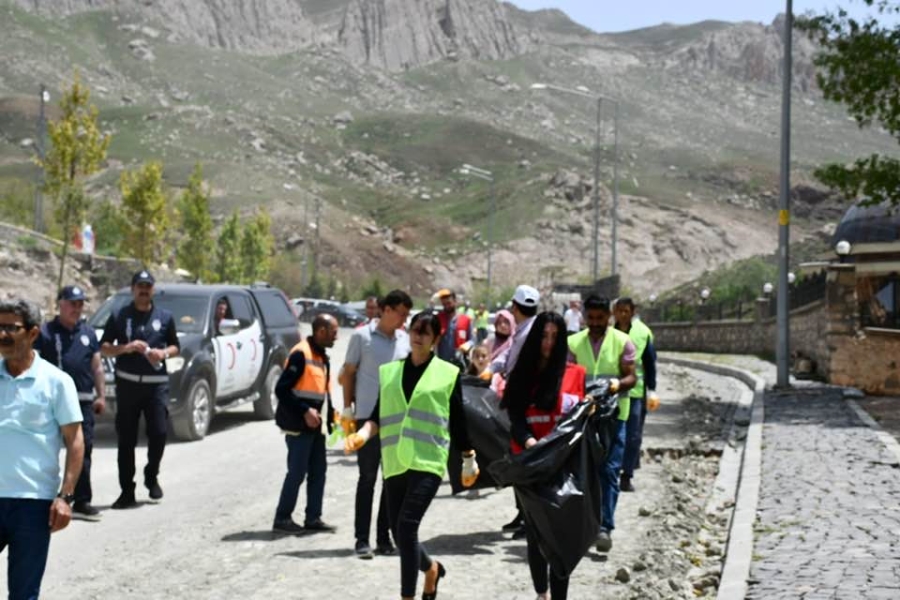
[
  {"xmin": 253, "ymin": 362, "xmax": 281, "ymax": 420},
  {"xmin": 172, "ymin": 377, "xmax": 213, "ymax": 441}
]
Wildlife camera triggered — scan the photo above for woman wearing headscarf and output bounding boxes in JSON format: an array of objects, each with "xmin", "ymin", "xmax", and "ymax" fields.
[
  {"xmin": 485, "ymin": 309, "xmax": 516, "ymax": 393},
  {"xmin": 345, "ymin": 311, "xmax": 479, "ymax": 600},
  {"xmin": 503, "ymin": 311, "xmax": 586, "ymax": 600}
]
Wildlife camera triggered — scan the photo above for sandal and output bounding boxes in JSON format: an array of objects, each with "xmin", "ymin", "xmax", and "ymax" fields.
[{"xmin": 421, "ymin": 562, "xmax": 446, "ymax": 600}]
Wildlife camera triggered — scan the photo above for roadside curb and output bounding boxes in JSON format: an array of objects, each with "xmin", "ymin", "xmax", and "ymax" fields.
[
  {"xmin": 846, "ymin": 400, "xmax": 900, "ymax": 466},
  {"xmin": 658, "ymin": 356, "xmax": 766, "ymax": 600}
]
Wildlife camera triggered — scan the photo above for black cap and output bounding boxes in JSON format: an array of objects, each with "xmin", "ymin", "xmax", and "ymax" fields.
[
  {"xmin": 58, "ymin": 285, "xmax": 87, "ymax": 302},
  {"xmin": 131, "ymin": 270, "xmax": 155, "ymax": 286}
]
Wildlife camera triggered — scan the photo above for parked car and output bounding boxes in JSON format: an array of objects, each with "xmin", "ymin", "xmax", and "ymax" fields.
[
  {"xmin": 290, "ymin": 297, "xmax": 337, "ymax": 318},
  {"xmin": 299, "ymin": 303, "xmax": 367, "ymax": 328},
  {"xmin": 90, "ymin": 283, "xmax": 301, "ymax": 441}
]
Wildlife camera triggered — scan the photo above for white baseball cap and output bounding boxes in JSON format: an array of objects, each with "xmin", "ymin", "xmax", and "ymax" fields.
[{"xmin": 512, "ymin": 285, "xmax": 540, "ymax": 308}]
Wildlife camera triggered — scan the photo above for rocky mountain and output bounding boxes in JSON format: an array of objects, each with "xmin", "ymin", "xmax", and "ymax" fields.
[{"xmin": 0, "ymin": 1, "xmax": 894, "ymax": 301}]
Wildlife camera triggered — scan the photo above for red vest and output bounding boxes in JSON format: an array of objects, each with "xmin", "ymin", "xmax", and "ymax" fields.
[{"xmin": 511, "ymin": 363, "xmax": 586, "ymax": 455}]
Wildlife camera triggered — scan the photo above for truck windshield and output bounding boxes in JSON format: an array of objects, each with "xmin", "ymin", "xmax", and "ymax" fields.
[{"xmin": 89, "ymin": 294, "xmax": 209, "ymax": 335}]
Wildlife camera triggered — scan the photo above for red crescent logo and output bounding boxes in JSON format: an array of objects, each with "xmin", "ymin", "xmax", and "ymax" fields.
[
  {"xmin": 250, "ymin": 339, "xmax": 257, "ymax": 361},
  {"xmin": 227, "ymin": 343, "xmax": 236, "ymax": 370}
]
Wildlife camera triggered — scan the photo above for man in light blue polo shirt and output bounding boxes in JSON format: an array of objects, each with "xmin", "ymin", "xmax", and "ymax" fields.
[
  {"xmin": 341, "ymin": 290, "xmax": 412, "ymax": 559},
  {"xmin": 0, "ymin": 298, "xmax": 84, "ymax": 600}
]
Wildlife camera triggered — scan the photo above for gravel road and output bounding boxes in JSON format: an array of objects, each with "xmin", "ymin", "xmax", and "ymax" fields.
[{"xmin": 3, "ymin": 329, "xmax": 748, "ymax": 599}]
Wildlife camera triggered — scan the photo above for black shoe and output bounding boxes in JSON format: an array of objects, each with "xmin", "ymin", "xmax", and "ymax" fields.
[
  {"xmin": 111, "ymin": 491, "xmax": 137, "ymax": 510},
  {"xmin": 596, "ymin": 529, "xmax": 613, "ymax": 553},
  {"xmin": 145, "ymin": 479, "xmax": 163, "ymax": 501},
  {"xmin": 72, "ymin": 501, "xmax": 101, "ymax": 521},
  {"xmin": 501, "ymin": 514, "xmax": 524, "ymax": 532},
  {"xmin": 511, "ymin": 525, "xmax": 527, "ymax": 540},
  {"xmin": 304, "ymin": 519, "xmax": 336, "ymax": 533},
  {"xmin": 620, "ymin": 476, "xmax": 635, "ymax": 493},
  {"xmin": 272, "ymin": 519, "xmax": 305, "ymax": 535},
  {"xmin": 355, "ymin": 540, "xmax": 374, "ymax": 560},
  {"xmin": 422, "ymin": 562, "xmax": 446, "ymax": 600},
  {"xmin": 374, "ymin": 541, "xmax": 396, "ymax": 556}
]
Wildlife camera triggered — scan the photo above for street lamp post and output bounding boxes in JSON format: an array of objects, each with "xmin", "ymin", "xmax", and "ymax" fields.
[
  {"xmin": 776, "ymin": 0, "xmax": 794, "ymax": 388},
  {"xmin": 531, "ymin": 83, "xmax": 620, "ymax": 282},
  {"xmin": 460, "ymin": 163, "xmax": 496, "ymax": 299},
  {"xmin": 34, "ymin": 84, "xmax": 49, "ymax": 233}
]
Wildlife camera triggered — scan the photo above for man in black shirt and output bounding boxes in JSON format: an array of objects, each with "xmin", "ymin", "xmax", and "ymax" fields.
[{"xmin": 100, "ymin": 270, "xmax": 180, "ymax": 509}]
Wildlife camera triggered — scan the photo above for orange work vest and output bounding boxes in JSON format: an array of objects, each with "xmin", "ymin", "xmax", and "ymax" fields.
[{"xmin": 288, "ymin": 340, "xmax": 330, "ymax": 406}]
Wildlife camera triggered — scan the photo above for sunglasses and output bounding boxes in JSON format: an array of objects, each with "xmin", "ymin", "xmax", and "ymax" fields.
[{"xmin": 0, "ymin": 323, "xmax": 26, "ymax": 334}]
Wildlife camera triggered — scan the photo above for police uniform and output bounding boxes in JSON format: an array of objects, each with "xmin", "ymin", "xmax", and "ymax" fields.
[
  {"xmin": 34, "ymin": 285, "xmax": 100, "ymax": 509},
  {"xmin": 100, "ymin": 271, "xmax": 179, "ymax": 500}
]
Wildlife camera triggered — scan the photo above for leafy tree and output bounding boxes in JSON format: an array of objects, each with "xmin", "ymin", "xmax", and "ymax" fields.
[
  {"xmin": 798, "ymin": 1, "xmax": 900, "ymax": 205},
  {"xmin": 215, "ymin": 210, "xmax": 242, "ymax": 283},
  {"xmin": 239, "ymin": 209, "xmax": 274, "ymax": 283},
  {"xmin": 339, "ymin": 283, "xmax": 351, "ymax": 304},
  {"xmin": 304, "ymin": 272, "xmax": 324, "ymax": 298},
  {"xmin": 119, "ymin": 161, "xmax": 170, "ymax": 266},
  {"xmin": 326, "ymin": 274, "xmax": 338, "ymax": 300},
  {"xmin": 360, "ymin": 277, "xmax": 384, "ymax": 300},
  {"xmin": 90, "ymin": 198, "xmax": 127, "ymax": 257},
  {"xmin": 38, "ymin": 73, "xmax": 111, "ymax": 290},
  {"xmin": 177, "ymin": 164, "xmax": 214, "ymax": 281}
]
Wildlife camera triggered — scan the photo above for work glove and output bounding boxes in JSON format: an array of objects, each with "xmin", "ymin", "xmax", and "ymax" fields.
[
  {"xmin": 478, "ymin": 368, "xmax": 493, "ymax": 382},
  {"xmin": 461, "ymin": 452, "xmax": 480, "ymax": 488},
  {"xmin": 344, "ymin": 429, "xmax": 370, "ymax": 454},
  {"xmin": 608, "ymin": 378, "xmax": 621, "ymax": 393},
  {"xmin": 646, "ymin": 391, "xmax": 660, "ymax": 412},
  {"xmin": 340, "ymin": 406, "xmax": 356, "ymax": 436}
]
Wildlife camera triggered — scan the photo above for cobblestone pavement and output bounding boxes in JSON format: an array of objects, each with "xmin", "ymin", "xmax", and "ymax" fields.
[{"xmin": 748, "ymin": 388, "xmax": 900, "ymax": 600}]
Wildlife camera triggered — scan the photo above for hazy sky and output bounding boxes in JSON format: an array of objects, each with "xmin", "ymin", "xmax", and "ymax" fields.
[{"xmin": 506, "ymin": 1, "xmax": 891, "ymax": 33}]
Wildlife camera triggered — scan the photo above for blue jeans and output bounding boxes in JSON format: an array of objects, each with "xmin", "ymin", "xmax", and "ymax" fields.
[
  {"xmin": 0, "ymin": 498, "xmax": 52, "ymax": 600},
  {"xmin": 599, "ymin": 420, "xmax": 626, "ymax": 531},
  {"xmin": 622, "ymin": 397, "xmax": 645, "ymax": 478},
  {"xmin": 274, "ymin": 433, "xmax": 326, "ymax": 524}
]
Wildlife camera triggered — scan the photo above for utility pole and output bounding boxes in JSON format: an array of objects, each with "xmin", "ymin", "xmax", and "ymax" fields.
[
  {"xmin": 34, "ymin": 84, "xmax": 48, "ymax": 233},
  {"xmin": 592, "ymin": 97, "xmax": 602, "ymax": 283},
  {"xmin": 313, "ymin": 196, "xmax": 321, "ymax": 279},
  {"xmin": 776, "ymin": 0, "xmax": 793, "ymax": 388},
  {"xmin": 301, "ymin": 194, "xmax": 309, "ymax": 290},
  {"xmin": 488, "ymin": 176, "xmax": 495, "ymax": 297},
  {"xmin": 611, "ymin": 101, "xmax": 619, "ymax": 277}
]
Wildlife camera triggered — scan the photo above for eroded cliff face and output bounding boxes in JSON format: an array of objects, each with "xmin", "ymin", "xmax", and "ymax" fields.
[
  {"xmin": 11, "ymin": 0, "xmax": 317, "ymax": 53},
  {"xmin": 337, "ymin": 0, "xmax": 527, "ymax": 70}
]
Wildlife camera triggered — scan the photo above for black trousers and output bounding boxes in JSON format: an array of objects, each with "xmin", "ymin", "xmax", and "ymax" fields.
[
  {"xmin": 74, "ymin": 401, "xmax": 95, "ymax": 503},
  {"xmin": 115, "ymin": 379, "xmax": 168, "ymax": 492},
  {"xmin": 384, "ymin": 470, "xmax": 441, "ymax": 598},
  {"xmin": 526, "ymin": 521, "xmax": 570, "ymax": 599},
  {"xmin": 354, "ymin": 420, "xmax": 391, "ymax": 546}
]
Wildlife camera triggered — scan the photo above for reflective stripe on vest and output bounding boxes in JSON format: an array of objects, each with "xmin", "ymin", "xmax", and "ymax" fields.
[
  {"xmin": 625, "ymin": 320, "xmax": 653, "ymax": 400},
  {"xmin": 567, "ymin": 328, "xmax": 632, "ymax": 421},
  {"xmin": 289, "ymin": 340, "xmax": 329, "ymax": 404},
  {"xmin": 379, "ymin": 357, "xmax": 457, "ymax": 479}
]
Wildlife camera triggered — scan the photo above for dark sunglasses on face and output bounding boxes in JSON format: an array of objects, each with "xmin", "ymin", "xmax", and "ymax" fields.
[{"xmin": 0, "ymin": 323, "xmax": 26, "ymax": 334}]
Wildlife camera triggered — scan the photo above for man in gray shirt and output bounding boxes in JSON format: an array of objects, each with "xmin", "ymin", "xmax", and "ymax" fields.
[{"xmin": 341, "ymin": 290, "xmax": 412, "ymax": 559}]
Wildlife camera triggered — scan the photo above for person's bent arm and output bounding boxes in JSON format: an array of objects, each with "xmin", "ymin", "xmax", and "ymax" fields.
[{"xmin": 91, "ymin": 352, "xmax": 106, "ymax": 414}]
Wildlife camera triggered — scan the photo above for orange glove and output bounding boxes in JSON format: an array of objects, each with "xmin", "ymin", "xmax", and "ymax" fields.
[
  {"xmin": 461, "ymin": 452, "xmax": 480, "ymax": 488},
  {"xmin": 478, "ymin": 369, "xmax": 493, "ymax": 381},
  {"xmin": 646, "ymin": 392, "xmax": 660, "ymax": 412},
  {"xmin": 340, "ymin": 407, "xmax": 356, "ymax": 437}
]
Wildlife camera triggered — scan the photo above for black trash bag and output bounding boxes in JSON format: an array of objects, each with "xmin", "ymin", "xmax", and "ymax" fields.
[
  {"xmin": 488, "ymin": 384, "xmax": 619, "ymax": 578},
  {"xmin": 448, "ymin": 377, "xmax": 511, "ymax": 495}
]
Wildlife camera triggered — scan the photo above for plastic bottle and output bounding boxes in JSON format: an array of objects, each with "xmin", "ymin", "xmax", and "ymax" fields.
[
  {"xmin": 82, "ymin": 224, "xmax": 95, "ymax": 255},
  {"xmin": 145, "ymin": 347, "xmax": 164, "ymax": 371}
]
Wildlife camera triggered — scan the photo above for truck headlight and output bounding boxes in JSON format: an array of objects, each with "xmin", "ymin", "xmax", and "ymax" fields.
[{"xmin": 166, "ymin": 357, "xmax": 185, "ymax": 373}]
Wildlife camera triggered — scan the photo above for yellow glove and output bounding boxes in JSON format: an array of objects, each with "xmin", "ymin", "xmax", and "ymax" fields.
[
  {"xmin": 478, "ymin": 368, "xmax": 493, "ymax": 381},
  {"xmin": 344, "ymin": 429, "xmax": 370, "ymax": 454},
  {"xmin": 340, "ymin": 407, "xmax": 356, "ymax": 437},
  {"xmin": 646, "ymin": 392, "xmax": 660, "ymax": 412},
  {"xmin": 461, "ymin": 452, "xmax": 480, "ymax": 488},
  {"xmin": 608, "ymin": 378, "xmax": 621, "ymax": 393}
]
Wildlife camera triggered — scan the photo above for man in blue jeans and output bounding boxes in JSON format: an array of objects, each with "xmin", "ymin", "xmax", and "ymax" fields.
[
  {"xmin": 0, "ymin": 299, "xmax": 84, "ymax": 600},
  {"xmin": 272, "ymin": 314, "xmax": 339, "ymax": 535}
]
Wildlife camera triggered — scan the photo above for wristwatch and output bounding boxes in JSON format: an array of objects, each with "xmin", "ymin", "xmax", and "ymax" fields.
[{"xmin": 57, "ymin": 492, "xmax": 75, "ymax": 505}]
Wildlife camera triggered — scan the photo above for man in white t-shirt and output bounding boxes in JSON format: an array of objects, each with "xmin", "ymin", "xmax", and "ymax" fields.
[{"xmin": 564, "ymin": 300, "xmax": 584, "ymax": 333}]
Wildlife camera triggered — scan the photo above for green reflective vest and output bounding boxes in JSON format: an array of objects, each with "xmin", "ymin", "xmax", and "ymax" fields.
[
  {"xmin": 474, "ymin": 310, "xmax": 489, "ymax": 330},
  {"xmin": 379, "ymin": 357, "xmax": 458, "ymax": 479},
  {"xmin": 568, "ymin": 327, "xmax": 632, "ymax": 421},
  {"xmin": 623, "ymin": 319, "xmax": 653, "ymax": 400}
]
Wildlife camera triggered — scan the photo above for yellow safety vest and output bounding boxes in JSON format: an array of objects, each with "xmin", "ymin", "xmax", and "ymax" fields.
[
  {"xmin": 379, "ymin": 357, "xmax": 458, "ymax": 479},
  {"xmin": 624, "ymin": 319, "xmax": 653, "ymax": 400},
  {"xmin": 568, "ymin": 328, "xmax": 632, "ymax": 421}
]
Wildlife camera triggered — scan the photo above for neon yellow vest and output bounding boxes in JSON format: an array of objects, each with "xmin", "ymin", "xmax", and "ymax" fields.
[
  {"xmin": 379, "ymin": 357, "xmax": 458, "ymax": 479},
  {"xmin": 474, "ymin": 310, "xmax": 489, "ymax": 330},
  {"xmin": 568, "ymin": 328, "xmax": 632, "ymax": 421},
  {"xmin": 624, "ymin": 319, "xmax": 653, "ymax": 400}
]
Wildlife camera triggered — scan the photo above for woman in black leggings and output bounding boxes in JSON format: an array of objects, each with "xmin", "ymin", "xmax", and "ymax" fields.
[{"xmin": 346, "ymin": 311, "xmax": 479, "ymax": 600}]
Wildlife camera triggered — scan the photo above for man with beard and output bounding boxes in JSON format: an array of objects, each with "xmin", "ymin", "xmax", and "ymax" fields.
[
  {"xmin": 100, "ymin": 270, "xmax": 180, "ymax": 509},
  {"xmin": 0, "ymin": 298, "xmax": 84, "ymax": 600},
  {"xmin": 434, "ymin": 289, "xmax": 473, "ymax": 364},
  {"xmin": 35, "ymin": 285, "xmax": 106, "ymax": 521}
]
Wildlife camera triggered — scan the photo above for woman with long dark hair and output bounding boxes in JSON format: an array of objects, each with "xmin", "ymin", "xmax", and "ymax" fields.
[
  {"xmin": 345, "ymin": 311, "xmax": 479, "ymax": 600},
  {"xmin": 504, "ymin": 311, "xmax": 586, "ymax": 600}
]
